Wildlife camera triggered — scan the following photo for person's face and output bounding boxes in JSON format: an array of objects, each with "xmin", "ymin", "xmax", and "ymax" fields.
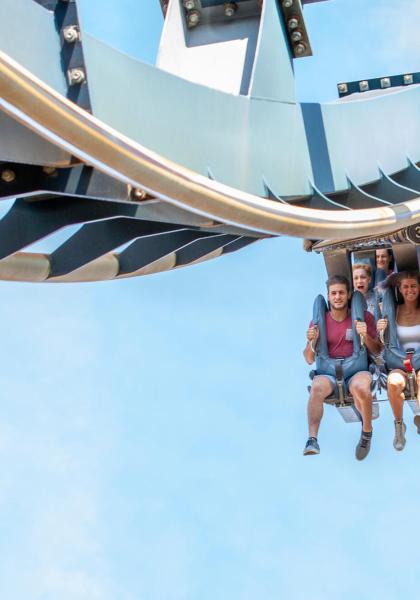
[
  {"xmin": 328, "ymin": 283, "xmax": 350, "ymax": 310},
  {"xmin": 353, "ymin": 268, "xmax": 371, "ymax": 295},
  {"xmin": 399, "ymin": 278, "xmax": 420, "ymax": 304},
  {"xmin": 376, "ymin": 250, "xmax": 391, "ymax": 271}
]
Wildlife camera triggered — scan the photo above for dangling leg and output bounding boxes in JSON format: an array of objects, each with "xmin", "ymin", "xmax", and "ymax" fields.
[
  {"xmin": 387, "ymin": 370, "xmax": 406, "ymax": 420},
  {"xmin": 414, "ymin": 370, "xmax": 420, "ymax": 435},
  {"xmin": 349, "ymin": 371, "xmax": 373, "ymax": 460},
  {"xmin": 304, "ymin": 375, "xmax": 334, "ymax": 455},
  {"xmin": 387, "ymin": 369, "xmax": 407, "ymax": 449}
]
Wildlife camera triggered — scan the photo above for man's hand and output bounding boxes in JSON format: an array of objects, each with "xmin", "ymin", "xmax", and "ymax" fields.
[
  {"xmin": 304, "ymin": 325, "xmax": 319, "ymax": 364},
  {"xmin": 355, "ymin": 320, "xmax": 367, "ymax": 339},
  {"xmin": 306, "ymin": 325, "xmax": 319, "ymax": 346}
]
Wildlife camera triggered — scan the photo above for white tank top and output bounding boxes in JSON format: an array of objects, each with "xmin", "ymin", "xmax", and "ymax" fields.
[{"xmin": 396, "ymin": 323, "xmax": 420, "ymax": 351}]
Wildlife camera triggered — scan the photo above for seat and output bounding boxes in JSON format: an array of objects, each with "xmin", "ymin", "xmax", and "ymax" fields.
[{"xmin": 309, "ymin": 290, "xmax": 381, "ymax": 423}]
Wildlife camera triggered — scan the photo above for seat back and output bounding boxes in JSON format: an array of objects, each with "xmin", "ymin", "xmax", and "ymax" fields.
[
  {"xmin": 382, "ymin": 287, "xmax": 420, "ymax": 371},
  {"xmin": 312, "ymin": 290, "xmax": 368, "ymax": 379}
]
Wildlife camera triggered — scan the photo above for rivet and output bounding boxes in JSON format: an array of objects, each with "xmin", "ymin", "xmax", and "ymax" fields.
[
  {"xmin": 224, "ymin": 2, "xmax": 238, "ymax": 17},
  {"xmin": 187, "ymin": 9, "xmax": 201, "ymax": 27},
  {"xmin": 42, "ymin": 166, "xmax": 58, "ymax": 176},
  {"xmin": 62, "ymin": 25, "xmax": 79, "ymax": 43},
  {"xmin": 288, "ymin": 16, "xmax": 299, "ymax": 29},
  {"xmin": 1, "ymin": 169, "xmax": 16, "ymax": 183},
  {"xmin": 294, "ymin": 42, "xmax": 306, "ymax": 55},
  {"xmin": 132, "ymin": 188, "xmax": 148, "ymax": 201},
  {"xmin": 67, "ymin": 68, "xmax": 86, "ymax": 86}
]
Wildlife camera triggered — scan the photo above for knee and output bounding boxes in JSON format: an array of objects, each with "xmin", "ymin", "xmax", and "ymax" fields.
[
  {"xmin": 388, "ymin": 372, "xmax": 406, "ymax": 391},
  {"xmin": 349, "ymin": 374, "xmax": 371, "ymax": 398},
  {"xmin": 310, "ymin": 381, "xmax": 330, "ymax": 402}
]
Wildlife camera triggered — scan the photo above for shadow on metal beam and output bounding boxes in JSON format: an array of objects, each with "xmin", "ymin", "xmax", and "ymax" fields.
[
  {"xmin": 0, "ymin": 197, "xmax": 137, "ymax": 259},
  {"xmin": 389, "ymin": 158, "xmax": 420, "ymax": 193},
  {"xmin": 176, "ymin": 234, "xmax": 237, "ymax": 266},
  {"xmin": 48, "ymin": 218, "xmax": 183, "ymax": 276},
  {"xmin": 118, "ymin": 230, "xmax": 214, "ymax": 275}
]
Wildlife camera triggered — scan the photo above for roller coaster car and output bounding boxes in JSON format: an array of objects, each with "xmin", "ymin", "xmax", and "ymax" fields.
[
  {"xmin": 308, "ymin": 345, "xmax": 419, "ymax": 424},
  {"xmin": 308, "ymin": 359, "xmax": 382, "ymax": 424},
  {"xmin": 309, "ymin": 290, "xmax": 375, "ymax": 422}
]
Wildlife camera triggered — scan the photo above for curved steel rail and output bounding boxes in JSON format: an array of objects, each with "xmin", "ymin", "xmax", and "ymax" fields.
[{"xmin": 0, "ymin": 51, "xmax": 419, "ymax": 281}]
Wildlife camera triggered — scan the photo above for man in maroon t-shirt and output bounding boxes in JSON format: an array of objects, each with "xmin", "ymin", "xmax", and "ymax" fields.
[{"xmin": 303, "ymin": 275, "xmax": 382, "ymax": 460}]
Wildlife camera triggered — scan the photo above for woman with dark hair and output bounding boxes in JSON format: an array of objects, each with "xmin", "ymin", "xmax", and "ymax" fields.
[
  {"xmin": 377, "ymin": 272, "xmax": 420, "ymax": 451},
  {"xmin": 376, "ymin": 249, "xmax": 395, "ymax": 276}
]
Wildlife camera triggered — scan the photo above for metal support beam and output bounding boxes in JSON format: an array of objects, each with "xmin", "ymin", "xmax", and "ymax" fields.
[
  {"xmin": 222, "ymin": 236, "xmax": 256, "ymax": 254},
  {"xmin": 327, "ymin": 179, "xmax": 391, "ymax": 209},
  {"xmin": 49, "ymin": 218, "xmax": 183, "ymax": 276},
  {"xmin": 361, "ymin": 171, "xmax": 418, "ymax": 203},
  {"xmin": 0, "ymin": 162, "xmax": 130, "ymax": 202},
  {"xmin": 390, "ymin": 160, "xmax": 420, "ymax": 193},
  {"xmin": 175, "ymin": 234, "xmax": 237, "ymax": 266},
  {"xmin": 118, "ymin": 230, "xmax": 214, "ymax": 275},
  {"xmin": 0, "ymin": 197, "xmax": 137, "ymax": 259}
]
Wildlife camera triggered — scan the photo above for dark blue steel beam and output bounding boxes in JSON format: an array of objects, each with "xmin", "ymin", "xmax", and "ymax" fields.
[
  {"xmin": 118, "ymin": 230, "xmax": 214, "ymax": 275},
  {"xmin": 0, "ymin": 163, "xmax": 129, "ymax": 202},
  {"xmin": 326, "ymin": 180, "xmax": 391, "ymax": 209},
  {"xmin": 175, "ymin": 234, "xmax": 238, "ymax": 266},
  {"xmin": 360, "ymin": 172, "xmax": 418, "ymax": 203},
  {"xmin": 48, "ymin": 218, "xmax": 184, "ymax": 277},
  {"xmin": 291, "ymin": 188, "xmax": 348, "ymax": 210},
  {"xmin": 0, "ymin": 197, "xmax": 137, "ymax": 259},
  {"xmin": 222, "ymin": 236, "xmax": 257, "ymax": 254},
  {"xmin": 389, "ymin": 162, "xmax": 420, "ymax": 193}
]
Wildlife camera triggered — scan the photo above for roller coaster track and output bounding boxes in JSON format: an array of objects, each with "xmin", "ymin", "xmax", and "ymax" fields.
[{"xmin": 0, "ymin": 50, "xmax": 419, "ymax": 282}]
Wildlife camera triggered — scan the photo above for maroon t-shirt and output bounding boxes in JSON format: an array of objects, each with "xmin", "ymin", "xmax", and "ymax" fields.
[{"xmin": 310, "ymin": 311, "xmax": 376, "ymax": 358}]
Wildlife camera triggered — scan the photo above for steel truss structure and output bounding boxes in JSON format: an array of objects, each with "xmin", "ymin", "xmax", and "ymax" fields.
[{"xmin": 0, "ymin": 0, "xmax": 418, "ymax": 282}]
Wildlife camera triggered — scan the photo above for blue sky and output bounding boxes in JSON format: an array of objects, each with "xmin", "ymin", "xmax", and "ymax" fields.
[{"xmin": 1, "ymin": 1, "xmax": 420, "ymax": 599}]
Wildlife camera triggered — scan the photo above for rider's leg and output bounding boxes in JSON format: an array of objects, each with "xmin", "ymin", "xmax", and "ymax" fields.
[
  {"xmin": 387, "ymin": 369, "xmax": 406, "ymax": 421},
  {"xmin": 414, "ymin": 370, "xmax": 420, "ymax": 434},
  {"xmin": 349, "ymin": 371, "xmax": 373, "ymax": 432},
  {"xmin": 416, "ymin": 369, "xmax": 420, "ymax": 407},
  {"xmin": 307, "ymin": 375, "xmax": 334, "ymax": 438}
]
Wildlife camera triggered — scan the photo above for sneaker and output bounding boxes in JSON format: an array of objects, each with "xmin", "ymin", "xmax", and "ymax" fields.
[
  {"xmin": 393, "ymin": 420, "xmax": 406, "ymax": 451},
  {"xmin": 303, "ymin": 437, "xmax": 320, "ymax": 456},
  {"xmin": 414, "ymin": 415, "xmax": 420, "ymax": 435},
  {"xmin": 355, "ymin": 431, "xmax": 372, "ymax": 461}
]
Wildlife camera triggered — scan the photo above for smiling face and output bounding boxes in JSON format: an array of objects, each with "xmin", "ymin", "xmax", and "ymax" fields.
[
  {"xmin": 376, "ymin": 249, "xmax": 391, "ymax": 272},
  {"xmin": 328, "ymin": 283, "xmax": 351, "ymax": 311},
  {"xmin": 399, "ymin": 278, "xmax": 420, "ymax": 305},
  {"xmin": 353, "ymin": 267, "xmax": 371, "ymax": 295}
]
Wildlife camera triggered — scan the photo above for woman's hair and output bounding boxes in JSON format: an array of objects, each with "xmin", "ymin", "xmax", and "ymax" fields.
[
  {"xmin": 352, "ymin": 262, "xmax": 372, "ymax": 278},
  {"xmin": 397, "ymin": 271, "xmax": 420, "ymax": 286}
]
